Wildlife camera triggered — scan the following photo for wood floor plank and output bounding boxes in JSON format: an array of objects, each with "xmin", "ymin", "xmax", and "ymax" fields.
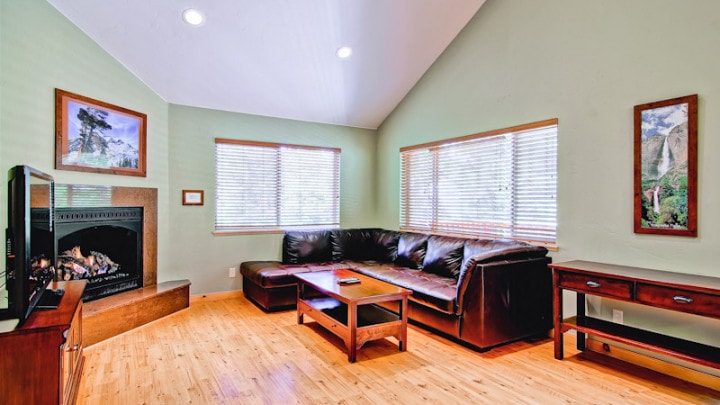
[{"xmin": 77, "ymin": 295, "xmax": 720, "ymax": 404}]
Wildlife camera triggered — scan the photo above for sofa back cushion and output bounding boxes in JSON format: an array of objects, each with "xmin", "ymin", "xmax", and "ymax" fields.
[
  {"xmin": 394, "ymin": 233, "xmax": 428, "ymax": 269},
  {"xmin": 282, "ymin": 230, "xmax": 332, "ymax": 264},
  {"xmin": 371, "ymin": 230, "xmax": 400, "ymax": 262},
  {"xmin": 331, "ymin": 229, "xmax": 377, "ymax": 261},
  {"xmin": 331, "ymin": 229, "xmax": 400, "ymax": 262},
  {"xmin": 422, "ymin": 235, "xmax": 466, "ymax": 279}
]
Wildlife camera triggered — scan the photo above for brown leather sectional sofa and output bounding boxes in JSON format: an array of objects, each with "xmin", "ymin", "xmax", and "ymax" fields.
[{"xmin": 240, "ymin": 228, "xmax": 553, "ymax": 351}]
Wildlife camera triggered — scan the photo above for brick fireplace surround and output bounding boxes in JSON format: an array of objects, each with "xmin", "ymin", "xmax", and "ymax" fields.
[{"xmin": 54, "ymin": 185, "xmax": 190, "ymax": 345}]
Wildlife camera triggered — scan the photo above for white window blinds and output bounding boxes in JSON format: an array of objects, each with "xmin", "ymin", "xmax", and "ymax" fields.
[
  {"xmin": 400, "ymin": 119, "xmax": 557, "ymax": 243},
  {"xmin": 215, "ymin": 139, "xmax": 340, "ymax": 233}
]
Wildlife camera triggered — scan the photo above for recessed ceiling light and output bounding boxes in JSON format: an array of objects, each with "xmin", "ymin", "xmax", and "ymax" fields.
[
  {"xmin": 182, "ymin": 9, "xmax": 204, "ymax": 26},
  {"xmin": 336, "ymin": 46, "xmax": 353, "ymax": 59}
]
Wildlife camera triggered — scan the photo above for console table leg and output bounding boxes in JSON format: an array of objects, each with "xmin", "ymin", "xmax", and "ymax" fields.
[
  {"xmin": 576, "ymin": 292, "xmax": 586, "ymax": 351},
  {"xmin": 553, "ymin": 270, "xmax": 564, "ymax": 359}
]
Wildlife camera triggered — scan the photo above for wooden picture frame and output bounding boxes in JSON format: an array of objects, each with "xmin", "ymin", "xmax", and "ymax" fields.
[
  {"xmin": 182, "ymin": 190, "xmax": 204, "ymax": 206},
  {"xmin": 55, "ymin": 88, "xmax": 147, "ymax": 177},
  {"xmin": 633, "ymin": 94, "xmax": 697, "ymax": 236}
]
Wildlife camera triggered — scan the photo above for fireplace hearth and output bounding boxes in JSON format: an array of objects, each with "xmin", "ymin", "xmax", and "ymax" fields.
[{"xmin": 53, "ymin": 207, "xmax": 143, "ymax": 301}]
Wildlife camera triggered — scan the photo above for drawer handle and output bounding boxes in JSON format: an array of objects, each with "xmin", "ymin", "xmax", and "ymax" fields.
[
  {"xmin": 585, "ymin": 281, "xmax": 601, "ymax": 288},
  {"xmin": 673, "ymin": 295, "xmax": 694, "ymax": 304}
]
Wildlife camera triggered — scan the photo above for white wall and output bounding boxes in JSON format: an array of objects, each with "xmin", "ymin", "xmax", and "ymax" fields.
[{"xmin": 376, "ymin": 0, "xmax": 720, "ymax": 369}]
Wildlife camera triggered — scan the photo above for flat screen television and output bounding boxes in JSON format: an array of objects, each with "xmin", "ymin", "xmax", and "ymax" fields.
[{"xmin": 1, "ymin": 165, "xmax": 57, "ymax": 326}]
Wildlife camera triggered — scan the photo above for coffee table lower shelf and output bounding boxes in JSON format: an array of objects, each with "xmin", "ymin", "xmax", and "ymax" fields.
[{"xmin": 298, "ymin": 297, "xmax": 405, "ymax": 362}]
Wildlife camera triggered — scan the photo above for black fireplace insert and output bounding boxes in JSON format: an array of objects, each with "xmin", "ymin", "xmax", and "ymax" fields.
[{"xmin": 51, "ymin": 207, "xmax": 143, "ymax": 301}]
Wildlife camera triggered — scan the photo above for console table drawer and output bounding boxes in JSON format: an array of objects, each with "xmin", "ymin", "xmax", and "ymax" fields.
[
  {"xmin": 636, "ymin": 283, "xmax": 720, "ymax": 319},
  {"xmin": 558, "ymin": 273, "xmax": 632, "ymax": 299}
]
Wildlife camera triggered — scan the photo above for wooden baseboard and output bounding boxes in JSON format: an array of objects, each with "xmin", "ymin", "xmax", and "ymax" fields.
[
  {"xmin": 190, "ymin": 290, "xmax": 244, "ymax": 304},
  {"xmin": 83, "ymin": 280, "xmax": 191, "ymax": 346},
  {"xmin": 586, "ymin": 337, "xmax": 720, "ymax": 391}
]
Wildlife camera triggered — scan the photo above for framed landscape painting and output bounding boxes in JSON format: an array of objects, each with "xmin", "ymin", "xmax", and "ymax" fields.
[
  {"xmin": 55, "ymin": 89, "xmax": 147, "ymax": 177},
  {"xmin": 633, "ymin": 94, "xmax": 697, "ymax": 236}
]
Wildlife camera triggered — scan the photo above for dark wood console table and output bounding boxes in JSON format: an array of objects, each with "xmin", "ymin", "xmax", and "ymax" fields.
[
  {"xmin": 550, "ymin": 260, "xmax": 720, "ymax": 370},
  {"xmin": 0, "ymin": 280, "xmax": 86, "ymax": 405}
]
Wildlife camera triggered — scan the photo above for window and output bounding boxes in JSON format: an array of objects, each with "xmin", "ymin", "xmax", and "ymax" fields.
[
  {"xmin": 400, "ymin": 119, "xmax": 557, "ymax": 244},
  {"xmin": 215, "ymin": 139, "xmax": 340, "ymax": 233},
  {"xmin": 55, "ymin": 184, "xmax": 113, "ymax": 207}
]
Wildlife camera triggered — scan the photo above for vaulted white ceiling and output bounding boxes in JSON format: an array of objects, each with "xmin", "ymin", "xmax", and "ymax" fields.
[{"xmin": 47, "ymin": 1, "xmax": 485, "ymax": 129}]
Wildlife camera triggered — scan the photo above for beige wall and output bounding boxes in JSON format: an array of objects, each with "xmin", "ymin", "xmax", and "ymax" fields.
[{"xmin": 376, "ymin": 0, "xmax": 720, "ymax": 371}]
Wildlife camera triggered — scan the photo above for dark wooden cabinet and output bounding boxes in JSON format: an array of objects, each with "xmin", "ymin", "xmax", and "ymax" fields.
[
  {"xmin": 551, "ymin": 261, "xmax": 720, "ymax": 370},
  {"xmin": 0, "ymin": 281, "xmax": 86, "ymax": 405}
]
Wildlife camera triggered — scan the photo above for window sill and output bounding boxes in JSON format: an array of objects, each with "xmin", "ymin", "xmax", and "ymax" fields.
[{"xmin": 212, "ymin": 229, "xmax": 284, "ymax": 236}]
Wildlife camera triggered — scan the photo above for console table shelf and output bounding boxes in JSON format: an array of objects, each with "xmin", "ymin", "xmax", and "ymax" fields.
[
  {"xmin": 551, "ymin": 260, "xmax": 720, "ymax": 371},
  {"xmin": 563, "ymin": 316, "xmax": 720, "ymax": 368}
]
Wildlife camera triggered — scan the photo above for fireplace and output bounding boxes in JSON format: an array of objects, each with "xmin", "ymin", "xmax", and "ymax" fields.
[
  {"xmin": 30, "ymin": 184, "xmax": 158, "ymax": 292},
  {"xmin": 29, "ymin": 185, "xmax": 189, "ymax": 346},
  {"xmin": 53, "ymin": 207, "xmax": 143, "ymax": 301}
]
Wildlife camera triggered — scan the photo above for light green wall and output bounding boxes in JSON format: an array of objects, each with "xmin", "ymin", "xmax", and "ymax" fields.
[
  {"xmin": 4, "ymin": 0, "xmax": 720, "ymax": 370},
  {"xmin": 377, "ymin": 0, "xmax": 720, "ymax": 370},
  {"xmin": 168, "ymin": 104, "xmax": 377, "ymax": 294},
  {"xmin": 0, "ymin": 1, "xmax": 377, "ymax": 298},
  {"xmin": 0, "ymin": 1, "xmax": 171, "ymax": 285},
  {"xmin": 381, "ymin": 0, "xmax": 720, "ymax": 281}
]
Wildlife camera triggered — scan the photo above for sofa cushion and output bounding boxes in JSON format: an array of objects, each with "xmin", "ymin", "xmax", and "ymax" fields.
[
  {"xmin": 370, "ymin": 230, "xmax": 400, "ymax": 262},
  {"xmin": 422, "ymin": 236, "xmax": 465, "ymax": 279},
  {"xmin": 282, "ymin": 230, "xmax": 333, "ymax": 264},
  {"xmin": 331, "ymin": 229, "xmax": 378, "ymax": 261},
  {"xmin": 393, "ymin": 233, "xmax": 428, "ymax": 269},
  {"xmin": 241, "ymin": 260, "xmax": 347, "ymax": 287},
  {"xmin": 331, "ymin": 229, "xmax": 400, "ymax": 262},
  {"xmin": 350, "ymin": 262, "xmax": 457, "ymax": 314}
]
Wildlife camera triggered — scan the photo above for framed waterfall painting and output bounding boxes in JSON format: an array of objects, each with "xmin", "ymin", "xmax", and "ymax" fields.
[
  {"xmin": 633, "ymin": 94, "xmax": 697, "ymax": 236},
  {"xmin": 55, "ymin": 88, "xmax": 147, "ymax": 177}
]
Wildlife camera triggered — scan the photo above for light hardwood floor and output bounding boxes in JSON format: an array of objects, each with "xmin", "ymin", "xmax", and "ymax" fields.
[{"xmin": 77, "ymin": 295, "xmax": 720, "ymax": 404}]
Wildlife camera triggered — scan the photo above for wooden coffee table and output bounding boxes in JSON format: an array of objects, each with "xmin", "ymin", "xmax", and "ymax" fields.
[{"xmin": 295, "ymin": 269, "xmax": 412, "ymax": 363}]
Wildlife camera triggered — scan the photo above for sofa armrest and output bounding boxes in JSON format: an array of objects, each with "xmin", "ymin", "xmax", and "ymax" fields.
[
  {"xmin": 457, "ymin": 256, "xmax": 551, "ymax": 314},
  {"xmin": 456, "ymin": 256, "xmax": 553, "ymax": 349}
]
